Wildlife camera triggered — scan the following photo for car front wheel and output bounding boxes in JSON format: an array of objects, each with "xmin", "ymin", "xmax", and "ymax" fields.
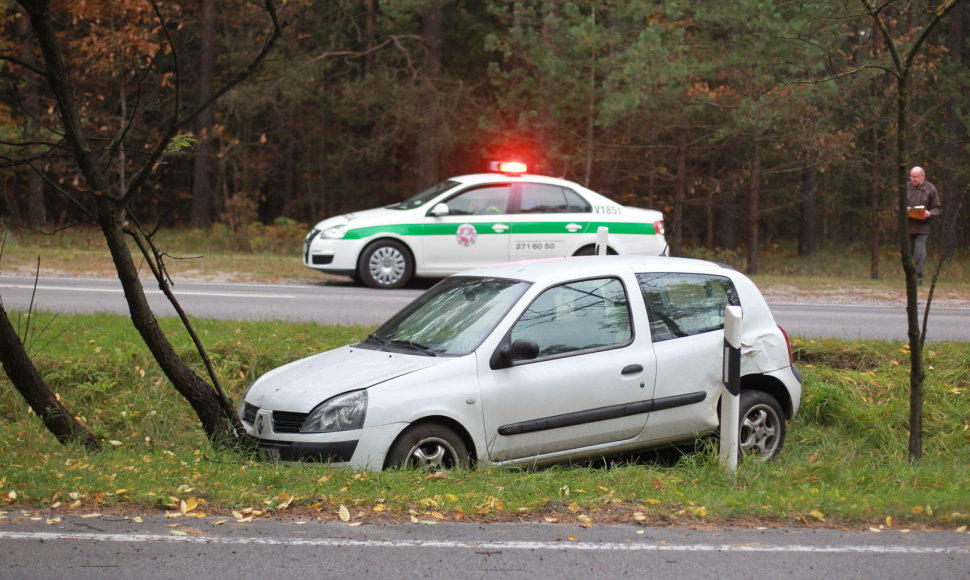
[
  {"xmin": 385, "ymin": 424, "xmax": 470, "ymax": 470},
  {"xmin": 738, "ymin": 390, "xmax": 786, "ymax": 461},
  {"xmin": 358, "ymin": 240, "xmax": 413, "ymax": 289}
]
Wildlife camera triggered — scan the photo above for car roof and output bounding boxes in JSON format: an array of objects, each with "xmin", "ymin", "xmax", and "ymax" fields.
[
  {"xmin": 449, "ymin": 173, "xmax": 592, "ymax": 190},
  {"xmin": 454, "ymin": 255, "xmax": 737, "ymax": 285}
]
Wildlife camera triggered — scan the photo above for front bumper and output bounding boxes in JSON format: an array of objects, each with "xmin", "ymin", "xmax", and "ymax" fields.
[{"xmin": 241, "ymin": 405, "xmax": 405, "ymax": 470}]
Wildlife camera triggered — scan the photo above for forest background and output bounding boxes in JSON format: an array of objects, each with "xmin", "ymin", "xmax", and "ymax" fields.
[{"xmin": 0, "ymin": 0, "xmax": 968, "ymax": 275}]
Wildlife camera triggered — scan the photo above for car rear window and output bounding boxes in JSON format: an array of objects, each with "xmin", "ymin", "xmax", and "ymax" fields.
[
  {"xmin": 519, "ymin": 183, "xmax": 591, "ymax": 213},
  {"xmin": 636, "ymin": 273, "xmax": 739, "ymax": 342}
]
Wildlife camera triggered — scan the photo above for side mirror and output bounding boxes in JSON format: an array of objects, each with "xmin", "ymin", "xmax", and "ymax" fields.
[
  {"xmin": 491, "ymin": 338, "xmax": 540, "ymax": 369},
  {"xmin": 429, "ymin": 203, "xmax": 450, "ymax": 217}
]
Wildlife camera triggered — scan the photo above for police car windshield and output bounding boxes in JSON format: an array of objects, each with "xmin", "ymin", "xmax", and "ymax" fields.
[
  {"xmin": 359, "ymin": 276, "xmax": 531, "ymax": 356},
  {"xmin": 388, "ymin": 180, "xmax": 459, "ymax": 210}
]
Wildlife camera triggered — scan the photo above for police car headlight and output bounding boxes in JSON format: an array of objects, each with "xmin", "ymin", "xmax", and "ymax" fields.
[
  {"xmin": 321, "ymin": 225, "xmax": 348, "ymax": 239},
  {"xmin": 301, "ymin": 390, "xmax": 367, "ymax": 433}
]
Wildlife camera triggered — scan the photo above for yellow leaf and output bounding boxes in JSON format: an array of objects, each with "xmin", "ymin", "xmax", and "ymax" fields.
[
  {"xmin": 338, "ymin": 504, "xmax": 351, "ymax": 522},
  {"xmin": 372, "ymin": 504, "xmax": 387, "ymax": 512},
  {"xmin": 232, "ymin": 510, "xmax": 244, "ymax": 519},
  {"xmin": 808, "ymin": 509, "xmax": 825, "ymax": 521},
  {"xmin": 566, "ymin": 535, "xmax": 577, "ymax": 541},
  {"xmin": 646, "ymin": 498, "xmax": 661, "ymax": 505},
  {"xmin": 885, "ymin": 516, "xmax": 894, "ymax": 528},
  {"xmin": 170, "ymin": 530, "xmax": 187, "ymax": 536},
  {"xmin": 954, "ymin": 525, "xmax": 967, "ymax": 533},
  {"xmin": 108, "ymin": 440, "xmax": 123, "ymax": 446},
  {"xmin": 184, "ymin": 497, "xmax": 199, "ymax": 513},
  {"xmin": 926, "ymin": 505, "xmax": 934, "ymax": 516},
  {"xmin": 46, "ymin": 517, "xmax": 61, "ymax": 525},
  {"xmin": 567, "ymin": 502, "xmax": 580, "ymax": 512},
  {"xmin": 912, "ymin": 506, "xmax": 924, "ymax": 515},
  {"xmin": 445, "ymin": 494, "xmax": 458, "ymax": 503},
  {"xmin": 577, "ymin": 514, "xmax": 593, "ymax": 527},
  {"xmin": 544, "ymin": 517, "xmax": 558, "ymax": 523}
]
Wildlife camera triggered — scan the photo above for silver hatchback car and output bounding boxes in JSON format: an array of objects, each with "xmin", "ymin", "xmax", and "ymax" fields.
[{"xmin": 241, "ymin": 256, "xmax": 801, "ymax": 470}]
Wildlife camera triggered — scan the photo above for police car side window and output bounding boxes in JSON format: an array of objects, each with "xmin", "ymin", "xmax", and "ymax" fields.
[
  {"xmin": 520, "ymin": 184, "xmax": 591, "ymax": 214},
  {"xmin": 445, "ymin": 185, "xmax": 511, "ymax": 215},
  {"xmin": 510, "ymin": 277, "xmax": 632, "ymax": 358},
  {"xmin": 636, "ymin": 273, "xmax": 739, "ymax": 342}
]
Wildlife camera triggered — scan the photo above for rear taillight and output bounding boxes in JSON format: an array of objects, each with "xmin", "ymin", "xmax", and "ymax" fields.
[
  {"xmin": 779, "ymin": 325, "xmax": 794, "ymax": 365},
  {"xmin": 653, "ymin": 220, "xmax": 665, "ymax": 236}
]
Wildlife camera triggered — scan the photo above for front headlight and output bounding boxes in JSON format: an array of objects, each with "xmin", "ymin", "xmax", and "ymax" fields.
[
  {"xmin": 301, "ymin": 390, "xmax": 367, "ymax": 433},
  {"xmin": 321, "ymin": 225, "xmax": 348, "ymax": 239}
]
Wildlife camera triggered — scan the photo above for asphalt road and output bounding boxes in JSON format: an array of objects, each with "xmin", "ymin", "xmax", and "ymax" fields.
[
  {"xmin": 1, "ymin": 515, "xmax": 968, "ymax": 580},
  {"xmin": 0, "ymin": 275, "xmax": 967, "ymax": 341}
]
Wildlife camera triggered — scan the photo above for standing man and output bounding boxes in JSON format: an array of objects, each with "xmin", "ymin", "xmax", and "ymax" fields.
[{"xmin": 906, "ymin": 166, "xmax": 943, "ymax": 285}]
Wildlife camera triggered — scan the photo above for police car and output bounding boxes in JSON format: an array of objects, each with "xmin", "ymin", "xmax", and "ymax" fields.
[
  {"xmin": 302, "ymin": 163, "xmax": 667, "ymax": 288},
  {"xmin": 241, "ymin": 255, "xmax": 802, "ymax": 471}
]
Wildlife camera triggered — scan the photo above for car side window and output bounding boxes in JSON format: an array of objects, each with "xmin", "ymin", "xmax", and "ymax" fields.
[
  {"xmin": 636, "ymin": 273, "xmax": 739, "ymax": 342},
  {"xmin": 510, "ymin": 277, "xmax": 631, "ymax": 358},
  {"xmin": 444, "ymin": 185, "xmax": 511, "ymax": 215},
  {"xmin": 519, "ymin": 183, "xmax": 591, "ymax": 214}
]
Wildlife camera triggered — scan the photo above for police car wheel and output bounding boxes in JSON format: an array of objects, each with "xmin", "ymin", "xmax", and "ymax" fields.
[
  {"xmin": 385, "ymin": 424, "xmax": 469, "ymax": 470},
  {"xmin": 737, "ymin": 390, "xmax": 785, "ymax": 462},
  {"xmin": 573, "ymin": 244, "xmax": 617, "ymax": 256},
  {"xmin": 358, "ymin": 240, "xmax": 413, "ymax": 289}
]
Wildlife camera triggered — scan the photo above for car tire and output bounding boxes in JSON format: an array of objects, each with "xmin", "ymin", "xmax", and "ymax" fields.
[
  {"xmin": 573, "ymin": 244, "xmax": 617, "ymax": 256},
  {"xmin": 738, "ymin": 390, "xmax": 786, "ymax": 461},
  {"xmin": 358, "ymin": 240, "xmax": 414, "ymax": 289},
  {"xmin": 385, "ymin": 424, "xmax": 470, "ymax": 470}
]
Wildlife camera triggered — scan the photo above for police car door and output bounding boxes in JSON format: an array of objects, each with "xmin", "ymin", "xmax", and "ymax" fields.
[
  {"xmin": 422, "ymin": 184, "xmax": 512, "ymax": 274},
  {"xmin": 507, "ymin": 182, "xmax": 593, "ymax": 261}
]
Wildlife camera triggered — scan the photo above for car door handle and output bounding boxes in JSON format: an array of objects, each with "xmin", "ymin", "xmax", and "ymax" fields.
[
  {"xmin": 565, "ymin": 223, "xmax": 583, "ymax": 233},
  {"xmin": 621, "ymin": 364, "xmax": 643, "ymax": 375},
  {"xmin": 492, "ymin": 224, "xmax": 510, "ymax": 233}
]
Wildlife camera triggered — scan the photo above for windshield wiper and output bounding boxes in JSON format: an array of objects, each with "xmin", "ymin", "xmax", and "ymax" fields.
[
  {"xmin": 363, "ymin": 333, "xmax": 389, "ymax": 346},
  {"xmin": 388, "ymin": 339, "xmax": 439, "ymax": 356}
]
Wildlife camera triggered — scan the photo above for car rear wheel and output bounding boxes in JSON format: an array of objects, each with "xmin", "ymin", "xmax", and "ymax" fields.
[
  {"xmin": 573, "ymin": 244, "xmax": 616, "ymax": 256},
  {"xmin": 738, "ymin": 390, "xmax": 786, "ymax": 461},
  {"xmin": 358, "ymin": 240, "xmax": 413, "ymax": 289},
  {"xmin": 385, "ymin": 424, "xmax": 469, "ymax": 470}
]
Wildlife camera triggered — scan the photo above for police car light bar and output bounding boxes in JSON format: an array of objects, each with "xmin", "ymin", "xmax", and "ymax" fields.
[{"xmin": 488, "ymin": 161, "xmax": 528, "ymax": 175}]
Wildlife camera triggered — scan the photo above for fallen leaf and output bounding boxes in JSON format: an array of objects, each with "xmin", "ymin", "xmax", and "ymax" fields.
[
  {"xmin": 808, "ymin": 509, "xmax": 825, "ymax": 521},
  {"xmin": 338, "ymin": 504, "xmax": 351, "ymax": 522}
]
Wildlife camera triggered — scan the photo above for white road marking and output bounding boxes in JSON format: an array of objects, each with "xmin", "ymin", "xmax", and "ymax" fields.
[
  {"xmin": 0, "ymin": 530, "xmax": 967, "ymax": 554},
  {"xmin": 0, "ymin": 284, "xmax": 294, "ymax": 299}
]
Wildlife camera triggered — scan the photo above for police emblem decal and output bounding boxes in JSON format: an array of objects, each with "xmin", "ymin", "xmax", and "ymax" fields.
[{"xmin": 456, "ymin": 223, "xmax": 478, "ymax": 247}]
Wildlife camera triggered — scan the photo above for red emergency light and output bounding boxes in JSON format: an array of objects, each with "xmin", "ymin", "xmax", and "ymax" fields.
[{"xmin": 488, "ymin": 161, "xmax": 528, "ymax": 175}]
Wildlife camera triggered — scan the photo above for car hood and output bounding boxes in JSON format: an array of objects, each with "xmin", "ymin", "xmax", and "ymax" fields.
[
  {"xmin": 244, "ymin": 346, "xmax": 443, "ymax": 413},
  {"xmin": 312, "ymin": 206, "xmax": 405, "ymax": 231}
]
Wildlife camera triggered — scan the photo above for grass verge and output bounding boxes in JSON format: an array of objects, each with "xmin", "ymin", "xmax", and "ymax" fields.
[{"xmin": 1, "ymin": 312, "xmax": 968, "ymax": 531}]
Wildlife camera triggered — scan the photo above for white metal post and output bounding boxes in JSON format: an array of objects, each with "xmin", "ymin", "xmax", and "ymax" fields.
[
  {"xmin": 596, "ymin": 226, "xmax": 608, "ymax": 255},
  {"xmin": 719, "ymin": 305, "xmax": 743, "ymax": 473}
]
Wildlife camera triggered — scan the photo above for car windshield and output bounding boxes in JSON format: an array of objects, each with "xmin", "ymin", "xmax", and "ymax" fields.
[
  {"xmin": 359, "ymin": 276, "xmax": 531, "ymax": 356},
  {"xmin": 387, "ymin": 180, "xmax": 460, "ymax": 210}
]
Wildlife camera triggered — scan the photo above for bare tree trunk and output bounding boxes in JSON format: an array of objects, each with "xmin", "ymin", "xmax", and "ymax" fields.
[
  {"xmin": 868, "ymin": 144, "xmax": 882, "ymax": 279},
  {"xmin": 18, "ymin": 13, "xmax": 46, "ymax": 227},
  {"xmin": 671, "ymin": 131, "xmax": 687, "ymax": 256},
  {"xmin": 863, "ymin": 0, "xmax": 962, "ymax": 461},
  {"xmin": 20, "ymin": 0, "xmax": 245, "ymax": 445},
  {"xmin": 191, "ymin": 0, "xmax": 218, "ymax": 228},
  {"xmin": 745, "ymin": 139, "xmax": 761, "ymax": 275},
  {"xmin": 0, "ymin": 303, "xmax": 101, "ymax": 450},
  {"xmin": 415, "ymin": 0, "xmax": 443, "ymax": 189},
  {"xmin": 798, "ymin": 151, "xmax": 817, "ymax": 257}
]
